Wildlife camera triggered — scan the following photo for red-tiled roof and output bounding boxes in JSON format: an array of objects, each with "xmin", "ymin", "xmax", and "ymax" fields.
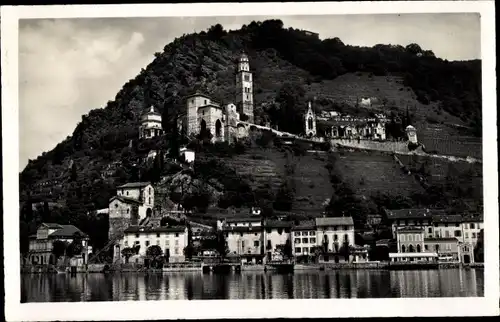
[
  {"xmin": 264, "ymin": 220, "xmax": 293, "ymax": 229},
  {"xmin": 424, "ymin": 237, "xmax": 458, "ymax": 242},
  {"xmin": 431, "ymin": 214, "xmax": 463, "ymax": 223},
  {"xmin": 292, "ymin": 220, "xmax": 316, "ymax": 230},
  {"xmin": 397, "ymin": 227, "xmax": 425, "ymax": 233},
  {"xmin": 222, "ymin": 226, "xmax": 262, "ymax": 233},
  {"xmin": 386, "ymin": 208, "xmax": 434, "ymax": 219}
]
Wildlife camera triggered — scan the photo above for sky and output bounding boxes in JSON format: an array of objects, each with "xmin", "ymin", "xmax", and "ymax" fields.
[{"xmin": 18, "ymin": 13, "xmax": 481, "ymax": 172}]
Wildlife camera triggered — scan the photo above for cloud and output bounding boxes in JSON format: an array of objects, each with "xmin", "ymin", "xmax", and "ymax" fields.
[{"xmin": 19, "ymin": 19, "xmax": 151, "ymax": 171}]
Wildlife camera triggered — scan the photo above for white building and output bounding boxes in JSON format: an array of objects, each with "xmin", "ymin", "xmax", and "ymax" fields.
[
  {"xmin": 291, "ymin": 220, "xmax": 317, "ymax": 260},
  {"xmin": 315, "ymin": 216, "xmax": 355, "ymax": 254},
  {"xmin": 120, "ymin": 225, "xmax": 189, "ymax": 263},
  {"xmin": 139, "ymin": 106, "xmax": 163, "ymax": 139},
  {"xmin": 223, "ymin": 217, "xmax": 264, "ymax": 263},
  {"xmin": 263, "ymin": 220, "xmax": 293, "ymax": 261},
  {"xmin": 406, "ymin": 125, "xmax": 418, "ymax": 144},
  {"xmin": 179, "ymin": 147, "xmax": 195, "ymax": 164},
  {"xmin": 304, "ymin": 101, "xmax": 317, "ymax": 137},
  {"xmin": 116, "ymin": 182, "xmax": 155, "ymax": 210}
]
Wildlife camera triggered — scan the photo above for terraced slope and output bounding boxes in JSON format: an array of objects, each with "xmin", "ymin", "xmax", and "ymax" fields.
[
  {"xmin": 397, "ymin": 154, "xmax": 483, "ymax": 203},
  {"xmin": 335, "ymin": 151, "xmax": 425, "ymax": 199},
  {"xmin": 308, "ymin": 73, "xmax": 482, "ymax": 159},
  {"xmin": 291, "ymin": 152, "xmax": 333, "ymax": 216}
]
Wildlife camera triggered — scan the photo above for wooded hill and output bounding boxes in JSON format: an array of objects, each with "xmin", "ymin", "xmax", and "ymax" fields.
[{"xmin": 19, "ymin": 20, "xmax": 483, "ymax": 253}]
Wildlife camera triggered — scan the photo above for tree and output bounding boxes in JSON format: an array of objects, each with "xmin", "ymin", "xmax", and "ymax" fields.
[
  {"xmin": 121, "ymin": 247, "xmax": 135, "ymax": 264},
  {"xmin": 274, "ymin": 83, "xmax": 307, "ymax": 134},
  {"xmin": 183, "ymin": 244, "xmax": 195, "ymax": 260},
  {"xmin": 70, "ymin": 163, "xmax": 77, "ymax": 181},
  {"xmin": 51, "ymin": 240, "xmax": 68, "ymax": 263},
  {"xmin": 215, "ymin": 230, "xmax": 228, "ymax": 261},
  {"xmin": 283, "ymin": 238, "xmax": 293, "ymax": 260},
  {"xmin": 474, "ymin": 229, "xmax": 484, "ymax": 262},
  {"xmin": 339, "ymin": 241, "xmax": 351, "ymax": 261},
  {"xmin": 66, "ymin": 232, "xmax": 84, "ymax": 258},
  {"xmin": 146, "ymin": 245, "xmax": 163, "ymax": 268}
]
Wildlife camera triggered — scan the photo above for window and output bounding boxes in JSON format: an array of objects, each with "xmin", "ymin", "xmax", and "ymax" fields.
[
  {"xmin": 400, "ymin": 235, "xmax": 405, "ymax": 242},
  {"xmin": 254, "ymin": 241, "xmax": 259, "ymax": 247},
  {"xmin": 156, "ymin": 233, "xmax": 160, "ymax": 238},
  {"xmin": 472, "ymin": 232, "xmax": 476, "ymax": 238},
  {"xmin": 175, "ymin": 247, "xmax": 179, "ymax": 255},
  {"xmin": 244, "ymin": 75, "xmax": 250, "ymax": 81},
  {"xmin": 278, "ymin": 228, "xmax": 283, "ymax": 235},
  {"xmin": 156, "ymin": 240, "xmax": 160, "ymax": 245},
  {"xmin": 125, "ymin": 241, "xmax": 128, "ymax": 247},
  {"xmin": 266, "ymin": 228, "xmax": 271, "ymax": 234},
  {"xmin": 295, "ymin": 247, "xmax": 301, "ymax": 253},
  {"xmin": 309, "ymin": 247, "xmax": 315, "ymax": 253},
  {"xmin": 145, "ymin": 241, "xmax": 150, "ymax": 247},
  {"xmin": 333, "ymin": 226, "xmax": 338, "ymax": 231},
  {"xmin": 127, "ymin": 208, "xmax": 130, "ymax": 214},
  {"xmin": 302, "ymin": 232, "xmax": 308, "ymax": 236},
  {"xmin": 444, "ymin": 223, "xmax": 448, "ymax": 228},
  {"xmin": 126, "ymin": 191, "xmax": 129, "ymax": 196},
  {"xmin": 310, "ymin": 238, "xmax": 316, "ymax": 244},
  {"xmin": 294, "ymin": 238, "xmax": 300, "ymax": 244},
  {"xmin": 175, "ymin": 240, "xmax": 179, "ymax": 246},
  {"xmin": 424, "ymin": 245, "xmax": 428, "ymax": 251},
  {"xmin": 454, "ymin": 230, "xmax": 461, "ymax": 237},
  {"xmin": 175, "ymin": 233, "xmax": 179, "ymax": 237},
  {"xmin": 204, "ymin": 100, "xmax": 207, "ymax": 105},
  {"xmin": 294, "ymin": 232, "xmax": 300, "ymax": 236},
  {"xmin": 465, "ymin": 232, "xmax": 469, "ymax": 238},
  {"xmin": 135, "ymin": 234, "xmax": 139, "ymax": 238},
  {"xmin": 405, "ymin": 220, "xmax": 408, "ymax": 225},
  {"xmin": 343, "ymin": 226, "xmax": 348, "ymax": 231},
  {"xmin": 165, "ymin": 240, "xmax": 170, "ymax": 246},
  {"xmin": 148, "ymin": 198, "xmax": 151, "ymax": 204},
  {"xmin": 302, "ymin": 238, "xmax": 308, "ymax": 243},
  {"xmin": 408, "ymin": 235, "xmax": 413, "ymax": 242},
  {"xmin": 285, "ymin": 228, "xmax": 290, "ymax": 233},
  {"xmin": 445, "ymin": 231, "xmax": 450, "ymax": 238},
  {"xmin": 428, "ymin": 228, "xmax": 432, "ymax": 234},
  {"xmin": 415, "ymin": 234, "xmax": 420, "ymax": 241},
  {"xmin": 470, "ymin": 223, "xmax": 475, "ymax": 229},
  {"xmin": 455, "ymin": 223, "xmax": 460, "ymax": 227},
  {"xmin": 435, "ymin": 245, "xmax": 440, "ymax": 252},
  {"xmin": 309, "ymin": 231, "xmax": 315, "ymax": 236},
  {"xmin": 334, "ymin": 234, "xmax": 338, "ymax": 241},
  {"xmin": 254, "ymin": 233, "xmax": 258, "ymax": 236},
  {"xmin": 135, "ymin": 240, "xmax": 140, "ymax": 245}
]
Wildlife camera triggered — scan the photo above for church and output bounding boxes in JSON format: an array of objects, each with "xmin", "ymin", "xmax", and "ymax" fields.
[{"xmin": 180, "ymin": 52, "xmax": 317, "ymax": 144}]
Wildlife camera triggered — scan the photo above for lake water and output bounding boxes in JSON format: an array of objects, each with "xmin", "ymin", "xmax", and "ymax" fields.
[{"xmin": 21, "ymin": 268, "xmax": 483, "ymax": 302}]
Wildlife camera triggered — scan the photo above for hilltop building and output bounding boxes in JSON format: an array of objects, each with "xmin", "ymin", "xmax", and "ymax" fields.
[
  {"xmin": 139, "ymin": 106, "xmax": 163, "ymax": 139},
  {"xmin": 328, "ymin": 115, "xmax": 388, "ymax": 140},
  {"xmin": 235, "ymin": 53, "xmax": 254, "ymax": 123},
  {"xmin": 406, "ymin": 125, "xmax": 418, "ymax": 144},
  {"xmin": 304, "ymin": 101, "xmax": 317, "ymax": 137}
]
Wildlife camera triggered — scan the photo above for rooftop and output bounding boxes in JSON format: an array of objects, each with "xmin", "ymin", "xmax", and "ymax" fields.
[
  {"xmin": 117, "ymin": 182, "xmax": 151, "ymax": 189},
  {"xmin": 432, "ymin": 214, "xmax": 464, "ymax": 224},
  {"xmin": 264, "ymin": 220, "xmax": 294, "ymax": 229},
  {"xmin": 185, "ymin": 91, "xmax": 212, "ymax": 100},
  {"xmin": 109, "ymin": 195, "xmax": 143, "ymax": 205},
  {"xmin": 292, "ymin": 220, "xmax": 316, "ymax": 230},
  {"xmin": 424, "ymin": 237, "xmax": 459, "ymax": 242},
  {"xmin": 315, "ymin": 216, "xmax": 354, "ymax": 227},
  {"xmin": 222, "ymin": 226, "xmax": 262, "ymax": 233},
  {"xmin": 49, "ymin": 225, "xmax": 88, "ymax": 239},
  {"xmin": 225, "ymin": 217, "xmax": 261, "ymax": 224},
  {"xmin": 142, "ymin": 106, "xmax": 161, "ymax": 117},
  {"xmin": 124, "ymin": 226, "xmax": 187, "ymax": 234},
  {"xmin": 386, "ymin": 208, "xmax": 434, "ymax": 219},
  {"xmin": 39, "ymin": 223, "xmax": 64, "ymax": 230},
  {"xmin": 396, "ymin": 227, "xmax": 425, "ymax": 233}
]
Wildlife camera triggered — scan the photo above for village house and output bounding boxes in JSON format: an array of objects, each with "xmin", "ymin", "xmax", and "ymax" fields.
[
  {"xmin": 423, "ymin": 237, "xmax": 460, "ymax": 262},
  {"xmin": 432, "ymin": 213, "xmax": 483, "ymax": 246},
  {"xmin": 291, "ymin": 220, "xmax": 317, "ymax": 262},
  {"xmin": 120, "ymin": 225, "xmax": 189, "ymax": 264},
  {"xmin": 390, "ymin": 227, "xmax": 438, "ymax": 263},
  {"xmin": 315, "ymin": 216, "xmax": 355, "ymax": 263},
  {"xmin": 263, "ymin": 220, "xmax": 293, "ymax": 262},
  {"xmin": 223, "ymin": 216, "xmax": 264, "ymax": 263},
  {"xmin": 386, "ymin": 208, "xmax": 435, "ymax": 238},
  {"xmin": 27, "ymin": 223, "xmax": 91, "ymax": 266}
]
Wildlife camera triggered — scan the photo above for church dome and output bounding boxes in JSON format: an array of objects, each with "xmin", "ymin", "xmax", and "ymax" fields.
[{"xmin": 141, "ymin": 106, "xmax": 162, "ymax": 123}]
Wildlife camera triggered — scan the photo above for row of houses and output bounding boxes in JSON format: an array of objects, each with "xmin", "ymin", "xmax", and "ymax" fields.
[
  {"xmin": 385, "ymin": 209, "xmax": 483, "ymax": 264},
  {"xmin": 220, "ymin": 215, "xmax": 366, "ymax": 264}
]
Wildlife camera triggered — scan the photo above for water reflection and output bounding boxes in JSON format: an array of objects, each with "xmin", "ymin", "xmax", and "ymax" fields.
[{"xmin": 21, "ymin": 269, "xmax": 483, "ymax": 302}]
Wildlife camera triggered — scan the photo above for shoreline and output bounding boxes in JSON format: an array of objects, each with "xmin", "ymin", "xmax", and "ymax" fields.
[{"xmin": 21, "ymin": 262, "xmax": 484, "ymax": 274}]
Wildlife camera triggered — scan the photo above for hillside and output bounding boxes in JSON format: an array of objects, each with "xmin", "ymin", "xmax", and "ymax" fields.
[{"xmin": 19, "ymin": 19, "xmax": 483, "ymax": 251}]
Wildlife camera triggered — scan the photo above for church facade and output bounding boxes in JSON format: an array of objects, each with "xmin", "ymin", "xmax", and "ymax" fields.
[{"xmin": 181, "ymin": 52, "xmax": 316, "ymax": 144}]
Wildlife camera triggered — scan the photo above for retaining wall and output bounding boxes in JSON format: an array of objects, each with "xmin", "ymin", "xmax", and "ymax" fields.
[{"xmin": 331, "ymin": 139, "xmax": 410, "ymax": 153}]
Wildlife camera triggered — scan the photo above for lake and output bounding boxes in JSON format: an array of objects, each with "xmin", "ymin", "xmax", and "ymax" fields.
[{"xmin": 21, "ymin": 268, "xmax": 483, "ymax": 302}]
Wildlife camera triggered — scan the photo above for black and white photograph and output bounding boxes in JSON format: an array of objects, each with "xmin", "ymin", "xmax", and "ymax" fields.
[{"xmin": 2, "ymin": 1, "xmax": 498, "ymax": 320}]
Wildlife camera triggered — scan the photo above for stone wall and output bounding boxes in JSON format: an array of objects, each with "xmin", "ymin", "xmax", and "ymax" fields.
[{"xmin": 331, "ymin": 138, "xmax": 410, "ymax": 153}]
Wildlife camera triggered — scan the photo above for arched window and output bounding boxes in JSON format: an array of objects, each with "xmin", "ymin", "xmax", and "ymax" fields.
[
  {"xmin": 401, "ymin": 245, "xmax": 406, "ymax": 253},
  {"xmin": 416, "ymin": 244, "xmax": 421, "ymax": 252},
  {"xmin": 308, "ymin": 117, "xmax": 314, "ymax": 130},
  {"xmin": 215, "ymin": 119, "xmax": 222, "ymax": 137},
  {"xmin": 200, "ymin": 119, "xmax": 207, "ymax": 134},
  {"xmin": 408, "ymin": 244, "xmax": 415, "ymax": 252}
]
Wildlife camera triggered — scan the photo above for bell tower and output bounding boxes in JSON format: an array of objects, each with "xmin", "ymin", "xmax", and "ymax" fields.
[{"xmin": 235, "ymin": 53, "xmax": 254, "ymax": 123}]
